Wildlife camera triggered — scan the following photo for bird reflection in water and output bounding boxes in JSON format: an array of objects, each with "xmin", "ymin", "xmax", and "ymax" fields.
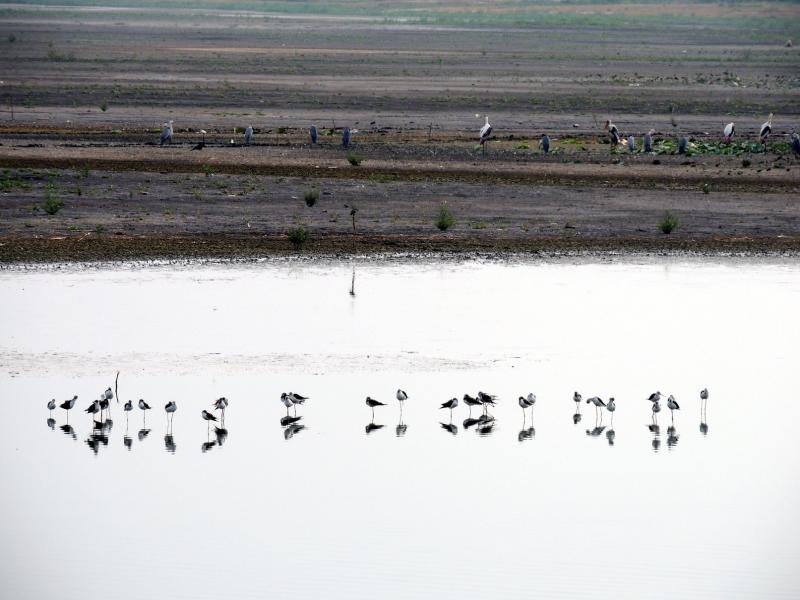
[
  {"xmin": 463, "ymin": 417, "xmax": 480, "ymax": 430},
  {"xmin": 396, "ymin": 413, "xmax": 407, "ymax": 437},
  {"xmin": 85, "ymin": 431, "xmax": 108, "ymax": 455},
  {"xmin": 476, "ymin": 414, "xmax": 495, "ymax": 436},
  {"xmin": 60, "ymin": 424, "xmax": 76, "ymax": 440},
  {"xmin": 606, "ymin": 429, "xmax": 615, "ymax": 446},
  {"xmin": 648, "ymin": 423, "xmax": 661, "ymax": 452},
  {"xmin": 700, "ymin": 389, "xmax": 709, "ymax": 436},
  {"xmin": 280, "ymin": 415, "xmax": 301, "ymax": 428},
  {"xmin": 573, "ymin": 412, "xmax": 582, "ymax": 425},
  {"xmin": 518, "ymin": 414, "xmax": 534, "ymax": 442},
  {"xmin": 349, "ymin": 266, "xmax": 356, "ymax": 297},
  {"xmin": 215, "ymin": 426, "xmax": 228, "ymax": 446},
  {"xmin": 667, "ymin": 425, "xmax": 679, "ymax": 449},
  {"xmin": 585, "ymin": 425, "xmax": 606, "ymax": 438},
  {"xmin": 47, "ymin": 418, "xmax": 56, "ymax": 431},
  {"xmin": 164, "ymin": 434, "xmax": 177, "ymax": 454},
  {"xmin": 201, "ymin": 440, "xmax": 216, "ymax": 453},
  {"xmin": 124, "ymin": 434, "xmax": 132, "ymax": 450},
  {"xmin": 440, "ymin": 422, "xmax": 458, "ymax": 435},
  {"xmin": 284, "ymin": 423, "xmax": 305, "ymax": 440},
  {"xmin": 138, "ymin": 428, "xmax": 151, "ymax": 441},
  {"xmin": 365, "ymin": 422, "xmax": 385, "ymax": 435}
]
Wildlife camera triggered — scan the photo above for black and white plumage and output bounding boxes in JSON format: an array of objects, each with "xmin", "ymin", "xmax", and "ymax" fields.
[
  {"xmin": 518, "ymin": 396, "xmax": 533, "ymax": 411},
  {"xmin": 539, "ymin": 134, "xmax": 550, "ymax": 154},
  {"xmin": 280, "ymin": 415, "xmax": 302, "ymax": 427},
  {"xmin": 573, "ymin": 391, "xmax": 582, "ymax": 405},
  {"xmin": 160, "ymin": 120, "xmax": 174, "ymax": 146},
  {"xmin": 647, "ymin": 391, "xmax": 662, "ymax": 403},
  {"xmin": 463, "ymin": 394, "xmax": 481, "ymax": 408},
  {"xmin": 201, "ymin": 409, "xmax": 217, "ymax": 422},
  {"xmin": 479, "ymin": 116, "xmax": 492, "ymax": 145},
  {"xmin": 60, "ymin": 395, "xmax": 78, "ymax": 411},
  {"xmin": 138, "ymin": 399, "xmax": 151, "ymax": 411},
  {"xmin": 288, "ymin": 393, "xmax": 308, "ymax": 406},
  {"xmin": 440, "ymin": 397, "xmax": 459, "ymax": 410},
  {"xmin": 365, "ymin": 396, "xmax": 386, "ymax": 409},
  {"xmin": 723, "ymin": 122, "xmax": 735, "ymax": 144},
  {"xmin": 759, "ymin": 113, "xmax": 773, "ymax": 145},
  {"xmin": 678, "ymin": 137, "xmax": 688, "ymax": 154},
  {"xmin": 310, "ymin": 125, "xmax": 317, "ymax": 144},
  {"xmin": 790, "ymin": 132, "xmax": 800, "ymax": 156},
  {"xmin": 586, "ymin": 396, "xmax": 606, "ymax": 408},
  {"xmin": 606, "ymin": 397, "xmax": 616, "ymax": 413},
  {"xmin": 191, "ymin": 129, "xmax": 206, "ymax": 151},
  {"xmin": 652, "ymin": 400, "xmax": 662, "ymax": 417},
  {"xmin": 644, "ymin": 129, "xmax": 654, "ymax": 153},
  {"xmin": 396, "ymin": 389, "xmax": 408, "ymax": 404},
  {"xmin": 700, "ymin": 388, "xmax": 709, "ymax": 401},
  {"xmin": 244, "ymin": 126, "xmax": 254, "ymax": 145},
  {"xmin": 213, "ymin": 397, "xmax": 228, "ymax": 411},
  {"xmin": 123, "ymin": 400, "xmax": 133, "ymax": 414},
  {"xmin": 47, "ymin": 398, "xmax": 56, "ymax": 411},
  {"xmin": 342, "ymin": 127, "xmax": 351, "ymax": 148},
  {"xmin": 604, "ymin": 120, "xmax": 620, "ymax": 145},
  {"xmin": 165, "ymin": 401, "xmax": 177, "ymax": 415},
  {"xmin": 627, "ymin": 135, "xmax": 636, "ymax": 152},
  {"xmin": 85, "ymin": 400, "xmax": 101, "ymax": 417},
  {"xmin": 104, "ymin": 387, "xmax": 113, "ymax": 401},
  {"xmin": 99, "ymin": 396, "xmax": 109, "ymax": 413},
  {"xmin": 280, "ymin": 393, "xmax": 293, "ymax": 412},
  {"xmin": 667, "ymin": 394, "xmax": 680, "ymax": 414}
]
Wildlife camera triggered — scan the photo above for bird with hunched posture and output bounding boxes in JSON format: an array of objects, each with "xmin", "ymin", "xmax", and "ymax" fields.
[
  {"xmin": 309, "ymin": 125, "xmax": 317, "ymax": 144},
  {"xmin": 627, "ymin": 135, "xmax": 636, "ymax": 152},
  {"xmin": 86, "ymin": 399, "xmax": 101, "ymax": 418},
  {"xmin": 244, "ymin": 126, "xmax": 253, "ymax": 145},
  {"xmin": 477, "ymin": 391, "xmax": 496, "ymax": 412},
  {"xmin": 678, "ymin": 137, "xmax": 688, "ymax": 154},
  {"xmin": 759, "ymin": 113, "xmax": 773, "ymax": 149},
  {"xmin": 138, "ymin": 399, "xmax": 151, "ymax": 422},
  {"xmin": 644, "ymin": 129, "xmax": 654, "ymax": 153},
  {"xmin": 160, "ymin": 120, "xmax": 174, "ymax": 145},
  {"xmin": 201, "ymin": 410, "xmax": 217, "ymax": 431},
  {"xmin": 104, "ymin": 387, "xmax": 113, "ymax": 401},
  {"xmin": 573, "ymin": 391, "xmax": 582, "ymax": 406},
  {"xmin": 463, "ymin": 394, "xmax": 482, "ymax": 413},
  {"xmin": 123, "ymin": 400, "xmax": 132, "ymax": 416},
  {"xmin": 539, "ymin": 134, "xmax": 550, "ymax": 154},
  {"xmin": 396, "ymin": 389, "xmax": 408, "ymax": 406},
  {"xmin": 518, "ymin": 395, "xmax": 533, "ymax": 414},
  {"xmin": 667, "ymin": 394, "xmax": 680, "ymax": 419},
  {"xmin": 60, "ymin": 395, "xmax": 78, "ymax": 413},
  {"xmin": 280, "ymin": 393, "xmax": 293, "ymax": 413},
  {"xmin": 604, "ymin": 120, "xmax": 620, "ymax": 145},
  {"xmin": 165, "ymin": 401, "xmax": 177, "ymax": 421},
  {"xmin": 342, "ymin": 127, "xmax": 351, "ymax": 148},
  {"xmin": 366, "ymin": 396, "xmax": 386, "ymax": 409},
  {"xmin": 790, "ymin": 132, "xmax": 800, "ymax": 156},
  {"xmin": 440, "ymin": 397, "xmax": 458, "ymax": 412},
  {"xmin": 586, "ymin": 396, "xmax": 606, "ymax": 419},
  {"xmin": 700, "ymin": 388, "xmax": 709, "ymax": 405},
  {"xmin": 647, "ymin": 391, "xmax": 662, "ymax": 403},
  {"xmin": 723, "ymin": 122, "xmax": 735, "ymax": 144},
  {"xmin": 47, "ymin": 398, "xmax": 56, "ymax": 412}
]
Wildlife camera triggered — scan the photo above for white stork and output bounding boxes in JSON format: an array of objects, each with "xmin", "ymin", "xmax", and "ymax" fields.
[
  {"xmin": 723, "ymin": 122, "xmax": 735, "ymax": 144},
  {"xmin": 479, "ymin": 115, "xmax": 492, "ymax": 154},
  {"xmin": 759, "ymin": 113, "xmax": 773, "ymax": 148}
]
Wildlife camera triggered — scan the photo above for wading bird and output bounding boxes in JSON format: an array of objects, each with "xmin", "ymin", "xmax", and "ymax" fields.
[
  {"xmin": 60, "ymin": 395, "xmax": 78, "ymax": 418},
  {"xmin": 586, "ymin": 396, "xmax": 606, "ymax": 419},
  {"xmin": 479, "ymin": 116, "xmax": 492, "ymax": 154},
  {"xmin": 165, "ymin": 401, "xmax": 177, "ymax": 425},
  {"xmin": 700, "ymin": 387, "xmax": 709, "ymax": 408},
  {"xmin": 310, "ymin": 125, "xmax": 317, "ymax": 144},
  {"xmin": 678, "ymin": 137, "xmax": 688, "ymax": 154},
  {"xmin": 627, "ymin": 135, "xmax": 636, "ymax": 152},
  {"xmin": 478, "ymin": 391, "xmax": 496, "ymax": 412},
  {"xmin": 644, "ymin": 129, "xmax": 654, "ymax": 153},
  {"xmin": 667, "ymin": 394, "xmax": 680, "ymax": 421},
  {"xmin": 648, "ymin": 391, "xmax": 662, "ymax": 403},
  {"xmin": 280, "ymin": 393, "xmax": 293, "ymax": 414},
  {"xmin": 104, "ymin": 387, "xmax": 113, "ymax": 402},
  {"xmin": 604, "ymin": 120, "xmax": 620, "ymax": 145},
  {"xmin": 651, "ymin": 399, "xmax": 661, "ymax": 422},
  {"xmin": 759, "ymin": 113, "xmax": 773, "ymax": 149},
  {"xmin": 606, "ymin": 397, "xmax": 616, "ymax": 423},
  {"xmin": 396, "ymin": 389, "xmax": 408, "ymax": 408},
  {"xmin": 723, "ymin": 122, "xmax": 735, "ymax": 144},
  {"xmin": 366, "ymin": 396, "xmax": 386, "ymax": 418},
  {"xmin": 573, "ymin": 391, "xmax": 582, "ymax": 410},
  {"xmin": 123, "ymin": 399, "xmax": 132, "ymax": 419},
  {"xmin": 518, "ymin": 395, "xmax": 534, "ymax": 416},
  {"xmin": 539, "ymin": 134, "xmax": 550, "ymax": 154},
  {"xmin": 244, "ymin": 125, "xmax": 253, "ymax": 145},
  {"xmin": 201, "ymin": 409, "xmax": 217, "ymax": 431},
  {"xmin": 138, "ymin": 398, "xmax": 151, "ymax": 424},
  {"xmin": 47, "ymin": 398, "xmax": 56, "ymax": 413},
  {"xmin": 440, "ymin": 397, "xmax": 458, "ymax": 415},
  {"xmin": 160, "ymin": 120, "xmax": 174, "ymax": 146},
  {"xmin": 342, "ymin": 127, "xmax": 351, "ymax": 148},
  {"xmin": 463, "ymin": 394, "xmax": 482, "ymax": 414},
  {"xmin": 191, "ymin": 130, "xmax": 206, "ymax": 151},
  {"xmin": 86, "ymin": 399, "xmax": 101, "ymax": 420}
]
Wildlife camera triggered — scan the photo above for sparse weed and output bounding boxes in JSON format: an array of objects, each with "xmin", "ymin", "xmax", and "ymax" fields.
[
  {"xmin": 287, "ymin": 226, "xmax": 308, "ymax": 248},
  {"xmin": 346, "ymin": 154, "xmax": 362, "ymax": 166},
  {"xmin": 435, "ymin": 202, "xmax": 455, "ymax": 231},
  {"xmin": 304, "ymin": 189, "xmax": 320, "ymax": 207},
  {"xmin": 659, "ymin": 211, "xmax": 679, "ymax": 234}
]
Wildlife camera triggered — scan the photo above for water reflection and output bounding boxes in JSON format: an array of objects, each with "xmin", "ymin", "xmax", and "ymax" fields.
[
  {"xmin": 46, "ymin": 417, "xmax": 55, "ymax": 430},
  {"xmin": 440, "ymin": 422, "xmax": 458, "ymax": 435},
  {"xmin": 365, "ymin": 421, "xmax": 385, "ymax": 435},
  {"xmin": 138, "ymin": 428, "xmax": 151, "ymax": 441},
  {"xmin": 284, "ymin": 423, "xmax": 305, "ymax": 440},
  {"xmin": 59, "ymin": 423, "xmax": 76, "ymax": 440},
  {"xmin": 667, "ymin": 425, "xmax": 679, "ymax": 449},
  {"xmin": 215, "ymin": 426, "xmax": 228, "ymax": 446},
  {"xmin": 648, "ymin": 423, "xmax": 661, "ymax": 452},
  {"xmin": 606, "ymin": 428, "xmax": 616, "ymax": 446},
  {"xmin": 585, "ymin": 425, "xmax": 606, "ymax": 437},
  {"xmin": 124, "ymin": 434, "xmax": 132, "ymax": 450},
  {"xmin": 164, "ymin": 434, "xmax": 176, "ymax": 454},
  {"xmin": 572, "ymin": 412, "xmax": 582, "ymax": 425},
  {"xmin": 463, "ymin": 417, "xmax": 480, "ymax": 430},
  {"xmin": 395, "ymin": 413, "xmax": 407, "ymax": 437},
  {"xmin": 518, "ymin": 414, "xmax": 534, "ymax": 442},
  {"xmin": 476, "ymin": 414, "xmax": 495, "ymax": 436}
]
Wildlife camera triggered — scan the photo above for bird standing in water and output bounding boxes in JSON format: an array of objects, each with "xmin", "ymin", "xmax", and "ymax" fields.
[{"xmin": 667, "ymin": 394, "xmax": 680, "ymax": 422}]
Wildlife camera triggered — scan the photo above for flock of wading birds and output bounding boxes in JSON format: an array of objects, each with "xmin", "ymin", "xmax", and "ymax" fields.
[
  {"xmin": 46, "ymin": 386, "xmax": 712, "ymax": 451},
  {"xmin": 155, "ymin": 112, "xmax": 800, "ymax": 156}
]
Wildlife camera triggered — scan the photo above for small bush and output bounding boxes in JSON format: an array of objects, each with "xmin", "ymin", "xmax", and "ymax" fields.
[
  {"xmin": 659, "ymin": 211, "xmax": 679, "ymax": 235},
  {"xmin": 742, "ymin": 158, "xmax": 751, "ymax": 167},
  {"xmin": 702, "ymin": 183, "xmax": 710, "ymax": 194},
  {"xmin": 42, "ymin": 185, "xmax": 63, "ymax": 215},
  {"xmin": 100, "ymin": 100, "xmax": 108, "ymax": 112},
  {"xmin": 435, "ymin": 202, "xmax": 455, "ymax": 231},
  {"xmin": 94, "ymin": 224, "xmax": 105, "ymax": 234},
  {"xmin": 287, "ymin": 227, "xmax": 308, "ymax": 248},
  {"xmin": 202, "ymin": 164, "xmax": 214, "ymax": 177},
  {"xmin": 346, "ymin": 154, "xmax": 362, "ymax": 166},
  {"xmin": 304, "ymin": 189, "xmax": 319, "ymax": 207}
]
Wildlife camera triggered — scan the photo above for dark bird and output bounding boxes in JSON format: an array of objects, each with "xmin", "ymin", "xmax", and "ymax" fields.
[
  {"xmin": 440, "ymin": 397, "xmax": 458, "ymax": 411},
  {"xmin": 164, "ymin": 434, "xmax": 176, "ymax": 454},
  {"xmin": 644, "ymin": 129, "xmax": 654, "ymax": 153},
  {"xmin": 280, "ymin": 415, "xmax": 302, "ymax": 427},
  {"xmin": 138, "ymin": 399, "xmax": 151, "ymax": 411},
  {"xmin": 539, "ymin": 133, "xmax": 550, "ymax": 154},
  {"xmin": 284, "ymin": 423, "xmax": 305, "ymax": 440},
  {"xmin": 60, "ymin": 395, "xmax": 78, "ymax": 412},
  {"xmin": 191, "ymin": 129, "xmax": 206, "ymax": 151},
  {"xmin": 85, "ymin": 399, "xmax": 101, "ymax": 418},
  {"xmin": 477, "ymin": 391, "xmax": 496, "ymax": 409},
  {"xmin": 678, "ymin": 137, "xmax": 688, "ymax": 154},
  {"xmin": 604, "ymin": 119, "xmax": 620, "ymax": 145},
  {"xmin": 440, "ymin": 422, "xmax": 458, "ymax": 435},
  {"xmin": 790, "ymin": 132, "xmax": 800, "ymax": 156},
  {"xmin": 463, "ymin": 394, "xmax": 482, "ymax": 413},
  {"xmin": 201, "ymin": 410, "xmax": 217, "ymax": 430},
  {"xmin": 215, "ymin": 427, "xmax": 228, "ymax": 446},
  {"xmin": 342, "ymin": 127, "xmax": 351, "ymax": 148},
  {"xmin": 310, "ymin": 125, "xmax": 318, "ymax": 144},
  {"xmin": 667, "ymin": 394, "xmax": 680, "ymax": 420},
  {"xmin": 365, "ymin": 422, "xmax": 385, "ymax": 434},
  {"xmin": 47, "ymin": 398, "xmax": 56, "ymax": 412}
]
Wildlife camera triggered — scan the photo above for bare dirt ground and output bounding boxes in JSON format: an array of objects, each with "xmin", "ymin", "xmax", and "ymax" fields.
[{"xmin": 0, "ymin": 2, "xmax": 798, "ymax": 262}]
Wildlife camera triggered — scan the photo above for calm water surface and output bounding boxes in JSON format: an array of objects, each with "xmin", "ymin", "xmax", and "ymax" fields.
[{"xmin": 1, "ymin": 258, "xmax": 798, "ymax": 599}]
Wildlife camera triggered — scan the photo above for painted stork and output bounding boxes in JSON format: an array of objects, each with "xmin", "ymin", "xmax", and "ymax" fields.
[
  {"xmin": 160, "ymin": 120, "xmax": 174, "ymax": 145},
  {"xmin": 604, "ymin": 120, "xmax": 620, "ymax": 145}
]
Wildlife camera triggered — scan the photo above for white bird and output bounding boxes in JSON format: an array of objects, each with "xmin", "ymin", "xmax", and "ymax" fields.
[
  {"xmin": 759, "ymin": 113, "xmax": 773, "ymax": 147},
  {"xmin": 723, "ymin": 122, "xmax": 735, "ymax": 143},
  {"xmin": 244, "ymin": 125, "xmax": 254, "ymax": 145},
  {"xmin": 604, "ymin": 120, "xmax": 620, "ymax": 145},
  {"xmin": 479, "ymin": 116, "xmax": 492, "ymax": 145},
  {"xmin": 47, "ymin": 398, "xmax": 56, "ymax": 411},
  {"xmin": 160, "ymin": 120, "xmax": 174, "ymax": 145},
  {"xmin": 627, "ymin": 135, "xmax": 636, "ymax": 152}
]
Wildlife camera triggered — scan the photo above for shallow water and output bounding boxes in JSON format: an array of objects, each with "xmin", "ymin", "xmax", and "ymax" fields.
[{"xmin": 1, "ymin": 258, "xmax": 799, "ymax": 599}]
